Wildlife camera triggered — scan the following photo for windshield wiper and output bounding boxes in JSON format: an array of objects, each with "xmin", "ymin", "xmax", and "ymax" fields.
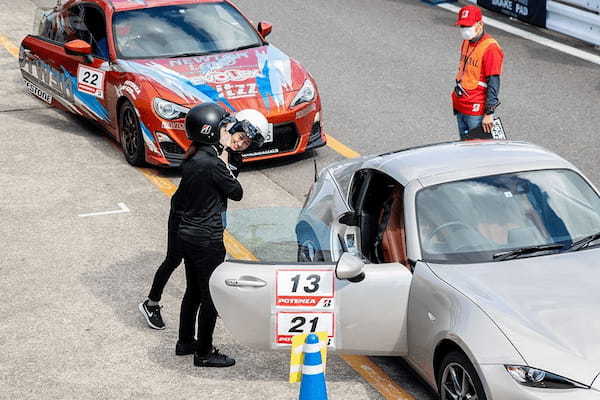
[
  {"xmin": 166, "ymin": 50, "xmax": 223, "ymax": 59},
  {"xmin": 492, "ymin": 243, "xmax": 565, "ymax": 261},
  {"xmin": 221, "ymin": 43, "xmax": 261, "ymax": 53},
  {"xmin": 566, "ymin": 232, "xmax": 600, "ymax": 252}
]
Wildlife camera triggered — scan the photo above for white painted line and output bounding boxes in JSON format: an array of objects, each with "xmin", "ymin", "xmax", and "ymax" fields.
[
  {"xmin": 437, "ymin": 2, "xmax": 600, "ymax": 66},
  {"xmin": 78, "ymin": 202, "xmax": 130, "ymax": 218}
]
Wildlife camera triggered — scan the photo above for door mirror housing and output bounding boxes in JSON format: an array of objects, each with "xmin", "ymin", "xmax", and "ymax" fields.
[
  {"xmin": 339, "ymin": 211, "xmax": 359, "ymax": 226},
  {"xmin": 257, "ymin": 21, "xmax": 272, "ymax": 38},
  {"xmin": 65, "ymin": 39, "xmax": 92, "ymax": 56},
  {"xmin": 335, "ymin": 252, "xmax": 365, "ymax": 282}
]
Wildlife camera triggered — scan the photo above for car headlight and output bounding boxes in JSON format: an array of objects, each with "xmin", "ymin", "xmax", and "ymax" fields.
[
  {"xmin": 505, "ymin": 365, "xmax": 589, "ymax": 389},
  {"xmin": 290, "ymin": 79, "xmax": 315, "ymax": 108},
  {"xmin": 153, "ymin": 98, "xmax": 189, "ymax": 120}
]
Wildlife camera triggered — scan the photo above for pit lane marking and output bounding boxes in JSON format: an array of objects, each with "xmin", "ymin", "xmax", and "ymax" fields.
[
  {"xmin": 1, "ymin": 34, "xmax": 411, "ymax": 400},
  {"xmin": 0, "ymin": 35, "xmax": 19, "ymax": 57},
  {"xmin": 78, "ymin": 202, "xmax": 130, "ymax": 218}
]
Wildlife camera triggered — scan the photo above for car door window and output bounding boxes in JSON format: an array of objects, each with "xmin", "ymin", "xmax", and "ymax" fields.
[
  {"xmin": 66, "ymin": 5, "xmax": 109, "ymax": 59},
  {"xmin": 38, "ymin": 9, "xmax": 70, "ymax": 43}
]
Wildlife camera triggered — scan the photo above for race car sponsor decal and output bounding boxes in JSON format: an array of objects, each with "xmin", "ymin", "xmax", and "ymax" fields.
[
  {"xmin": 256, "ymin": 46, "xmax": 292, "ymax": 109},
  {"xmin": 276, "ymin": 270, "xmax": 335, "ymax": 308},
  {"xmin": 25, "ymin": 80, "xmax": 52, "ymax": 104},
  {"xmin": 190, "ymin": 69, "xmax": 261, "ymax": 85},
  {"xmin": 120, "ymin": 80, "xmax": 141, "ymax": 100},
  {"xmin": 276, "ymin": 311, "xmax": 334, "ymax": 345},
  {"xmin": 161, "ymin": 121, "xmax": 185, "ymax": 131},
  {"xmin": 77, "ymin": 65, "xmax": 105, "ymax": 99},
  {"xmin": 20, "ymin": 56, "xmax": 109, "ymax": 121},
  {"xmin": 216, "ymin": 83, "xmax": 258, "ymax": 99},
  {"xmin": 168, "ymin": 52, "xmax": 250, "ymax": 73},
  {"xmin": 20, "ymin": 55, "xmax": 73, "ymax": 102},
  {"xmin": 242, "ymin": 148, "xmax": 279, "ymax": 158}
]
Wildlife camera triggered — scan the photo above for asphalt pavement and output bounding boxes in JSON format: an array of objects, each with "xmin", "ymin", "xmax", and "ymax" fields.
[{"xmin": 1, "ymin": 0, "xmax": 599, "ymax": 399}]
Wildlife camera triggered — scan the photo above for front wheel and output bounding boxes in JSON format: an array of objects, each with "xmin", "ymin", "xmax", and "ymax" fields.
[
  {"xmin": 438, "ymin": 351, "xmax": 487, "ymax": 400},
  {"xmin": 119, "ymin": 101, "xmax": 146, "ymax": 166}
]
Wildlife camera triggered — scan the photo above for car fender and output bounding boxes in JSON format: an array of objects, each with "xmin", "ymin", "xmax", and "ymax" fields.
[{"xmin": 406, "ymin": 261, "xmax": 526, "ymax": 393}]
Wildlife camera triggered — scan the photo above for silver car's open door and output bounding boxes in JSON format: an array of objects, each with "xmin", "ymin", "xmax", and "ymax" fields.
[{"xmin": 210, "ymin": 257, "xmax": 411, "ymax": 355}]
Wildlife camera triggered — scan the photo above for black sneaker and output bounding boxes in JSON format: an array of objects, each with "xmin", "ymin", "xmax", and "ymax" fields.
[
  {"xmin": 193, "ymin": 348, "xmax": 236, "ymax": 368},
  {"xmin": 175, "ymin": 340, "xmax": 197, "ymax": 356},
  {"xmin": 138, "ymin": 300, "xmax": 165, "ymax": 330}
]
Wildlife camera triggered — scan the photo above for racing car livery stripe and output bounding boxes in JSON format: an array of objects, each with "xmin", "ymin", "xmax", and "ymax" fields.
[{"xmin": 0, "ymin": 35, "xmax": 19, "ymax": 57}]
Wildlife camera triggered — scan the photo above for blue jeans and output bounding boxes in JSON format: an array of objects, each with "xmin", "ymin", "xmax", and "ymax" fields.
[{"xmin": 456, "ymin": 112, "xmax": 484, "ymax": 140}]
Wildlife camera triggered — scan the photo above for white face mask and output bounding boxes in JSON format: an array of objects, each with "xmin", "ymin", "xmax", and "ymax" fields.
[{"xmin": 460, "ymin": 25, "xmax": 478, "ymax": 40}]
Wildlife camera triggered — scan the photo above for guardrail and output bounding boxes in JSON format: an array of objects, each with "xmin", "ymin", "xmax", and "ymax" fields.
[
  {"xmin": 464, "ymin": 0, "xmax": 600, "ymax": 46},
  {"xmin": 547, "ymin": 0, "xmax": 600, "ymax": 45}
]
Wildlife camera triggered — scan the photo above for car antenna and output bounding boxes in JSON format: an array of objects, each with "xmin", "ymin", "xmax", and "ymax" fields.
[{"xmin": 313, "ymin": 158, "xmax": 318, "ymax": 183}]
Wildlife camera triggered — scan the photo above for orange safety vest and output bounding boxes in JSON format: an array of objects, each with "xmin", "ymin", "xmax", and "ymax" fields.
[{"xmin": 455, "ymin": 37, "xmax": 500, "ymax": 90}]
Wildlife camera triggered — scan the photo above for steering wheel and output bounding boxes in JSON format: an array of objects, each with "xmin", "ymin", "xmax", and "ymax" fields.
[{"xmin": 425, "ymin": 221, "xmax": 489, "ymax": 253}]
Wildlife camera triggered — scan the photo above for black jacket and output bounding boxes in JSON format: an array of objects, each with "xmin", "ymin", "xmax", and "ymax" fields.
[{"xmin": 174, "ymin": 145, "xmax": 243, "ymax": 243}]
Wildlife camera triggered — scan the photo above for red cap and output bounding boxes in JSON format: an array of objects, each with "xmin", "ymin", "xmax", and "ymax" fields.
[{"xmin": 455, "ymin": 5, "xmax": 482, "ymax": 27}]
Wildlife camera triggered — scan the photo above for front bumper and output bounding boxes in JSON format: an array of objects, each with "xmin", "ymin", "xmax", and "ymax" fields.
[{"xmin": 481, "ymin": 365, "xmax": 600, "ymax": 399}]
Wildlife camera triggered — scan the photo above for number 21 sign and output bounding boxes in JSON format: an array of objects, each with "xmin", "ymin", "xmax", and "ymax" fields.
[{"xmin": 276, "ymin": 269, "xmax": 334, "ymax": 308}]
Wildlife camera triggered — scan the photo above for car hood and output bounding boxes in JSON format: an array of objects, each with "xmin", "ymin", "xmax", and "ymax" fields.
[
  {"xmin": 117, "ymin": 45, "xmax": 307, "ymax": 112},
  {"xmin": 429, "ymin": 247, "xmax": 600, "ymax": 386}
]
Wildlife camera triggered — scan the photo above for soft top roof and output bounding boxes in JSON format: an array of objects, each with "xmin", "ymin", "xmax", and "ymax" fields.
[{"xmin": 362, "ymin": 140, "xmax": 576, "ymax": 186}]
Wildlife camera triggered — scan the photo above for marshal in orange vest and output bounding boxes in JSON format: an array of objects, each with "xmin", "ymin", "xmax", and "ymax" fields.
[{"xmin": 456, "ymin": 36, "xmax": 502, "ymax": 90}]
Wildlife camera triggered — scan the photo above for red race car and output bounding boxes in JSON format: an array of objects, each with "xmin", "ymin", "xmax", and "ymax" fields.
[{"xmin": 20, "ymin": 0, "xmax": 325, "ymax": 166}]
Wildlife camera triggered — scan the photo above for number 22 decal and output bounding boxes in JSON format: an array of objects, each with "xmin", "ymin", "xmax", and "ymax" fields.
[{"xmin": 77, "ymin": 65, "xmax": 105, "ymax": 99}]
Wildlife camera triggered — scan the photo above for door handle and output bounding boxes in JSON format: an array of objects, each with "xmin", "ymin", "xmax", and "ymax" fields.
[{"xmin": 225, "ymin": 277, "xmax": 267, "ymax": 288}]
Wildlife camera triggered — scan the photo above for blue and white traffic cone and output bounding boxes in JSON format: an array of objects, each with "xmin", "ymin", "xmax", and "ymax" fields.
[{"xmin": 298, "ymin": 334, "xmax": 328, "ymax": 400}]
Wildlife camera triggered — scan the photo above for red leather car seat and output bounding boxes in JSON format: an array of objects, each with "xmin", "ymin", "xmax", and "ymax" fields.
[{"xmin": 377, "ymin": 187, "xmax": 408, "ymax": 267}]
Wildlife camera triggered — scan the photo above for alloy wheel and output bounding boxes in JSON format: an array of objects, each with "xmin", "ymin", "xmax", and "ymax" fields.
[
  {"xmin": 122, "ymin": 107, "xmax": 139, "ymax": 158},
  {"xmin": 441, "ymin": 362, "xmax": 479, "ymax": 400}
]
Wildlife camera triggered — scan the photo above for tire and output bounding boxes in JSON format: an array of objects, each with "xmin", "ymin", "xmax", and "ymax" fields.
[
  {"xmin": 119, "ymin": 101, "xmax": 146, "ymax": 166},
  {"xmin": 297, "ymin": 229, "xmax": 325, "ymax": 262},
  {"xmin": 437, "ymin": 351, "xmax": 487, "ymax": 400}
]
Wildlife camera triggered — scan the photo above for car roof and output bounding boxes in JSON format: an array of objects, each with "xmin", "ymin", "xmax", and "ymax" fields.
[
  {"xmin": 105, "ymin": 0, "xmax": 223, "ymax": 12},
  {"xmin": 362, "ymin": 140, "xmax": 576, "ymax": 186}
]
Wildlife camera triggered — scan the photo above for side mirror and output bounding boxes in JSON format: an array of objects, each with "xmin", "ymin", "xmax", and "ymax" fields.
[
  {"xmin": 65, "ymin": 39, "xmax": 92, "ymax": 56},
  {"xmin": 257, "ymin": 21, "xmax": 272, "ymax": 38},
  {"xmin": 339, "ymin": 211, "xmax": 359, "ymax": 227},
  {"xmin": 335, "ymin": 252, "xmax": 365, "ymax": 282}
]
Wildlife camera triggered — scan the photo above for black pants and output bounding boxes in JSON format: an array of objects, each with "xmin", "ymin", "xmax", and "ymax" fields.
[
  {"xmin": 178, "ymin": 238, "xmax": 226, "ymax": 355},
  {"xmin": 148, "ymin": 212, "xmax": 183, "ymax": 302}
]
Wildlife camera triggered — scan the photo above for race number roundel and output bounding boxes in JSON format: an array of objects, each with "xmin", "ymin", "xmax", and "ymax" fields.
[
  {"xmin": 77, "ymin": 65, "xmax": 105, "ymax": 99},
  {"xmin": 276, "ymin": 311, "xmax": 334, "ymax": 345},
  {"xmin": 276, "ymin": 269, "xmax": 335, "ymax": 308}
]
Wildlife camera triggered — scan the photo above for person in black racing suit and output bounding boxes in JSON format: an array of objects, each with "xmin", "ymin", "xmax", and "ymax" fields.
[{"xmin": 138, "ymin": 109, "xmax": 267, "ymax": 338}]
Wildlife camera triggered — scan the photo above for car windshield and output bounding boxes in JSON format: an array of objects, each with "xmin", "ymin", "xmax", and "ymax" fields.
[
  {"xmin": 112, "ymin": 3, "xmax": 263, "ymax": 59},
  {"xmin": 417, "ymin": 169, "xmax": 600, "ymax": 263}
]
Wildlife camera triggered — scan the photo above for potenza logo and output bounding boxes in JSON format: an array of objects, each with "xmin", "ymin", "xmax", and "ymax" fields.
[{"xmin": 200, "ymin": 124, "xmax": 212, "ymax": 135}]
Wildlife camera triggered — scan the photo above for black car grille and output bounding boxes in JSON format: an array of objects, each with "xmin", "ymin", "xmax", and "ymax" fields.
[
  {"xmin": 243, "ymin": 122, "xmax": 299, "ymax": 158},
  {"xmin": 160, "ymin": 141, "xmax": 185, "ymax": 165}
]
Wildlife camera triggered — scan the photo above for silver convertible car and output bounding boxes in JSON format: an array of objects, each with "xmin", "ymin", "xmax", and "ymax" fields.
[{"xmin": 210, "ymin": 141, "xmax": 600, "ymax": 399}]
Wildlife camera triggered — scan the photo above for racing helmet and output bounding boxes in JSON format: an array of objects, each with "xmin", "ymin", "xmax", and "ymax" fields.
[
  {"xmin": 185, "ymin": 103, "xmax": 228, "ymax": 145},
  {"xmin": 231, "ymin": 109, "xmax": 269, "ymax": 148}
]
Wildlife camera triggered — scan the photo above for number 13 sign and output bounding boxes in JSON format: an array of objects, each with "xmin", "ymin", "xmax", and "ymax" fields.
[{"xmin": 276, "ymin": 269, "xmax": 335, "ymax": 308}]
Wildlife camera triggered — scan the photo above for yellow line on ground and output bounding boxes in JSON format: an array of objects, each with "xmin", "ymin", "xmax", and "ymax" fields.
[
  {"xmin": 326, "ymin": 133, "xmax": 361, "ymax": 158},
  {"xmin": 2, "ymin": 35, "xmax": 411, "ymax": 400},
  {"xmin": 0, "ymin": 35, "xmax": 19, "ymax": 57},
  {"xmin": 341, "ymin": 355, "xmax": 416, "ymax": 400}
]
